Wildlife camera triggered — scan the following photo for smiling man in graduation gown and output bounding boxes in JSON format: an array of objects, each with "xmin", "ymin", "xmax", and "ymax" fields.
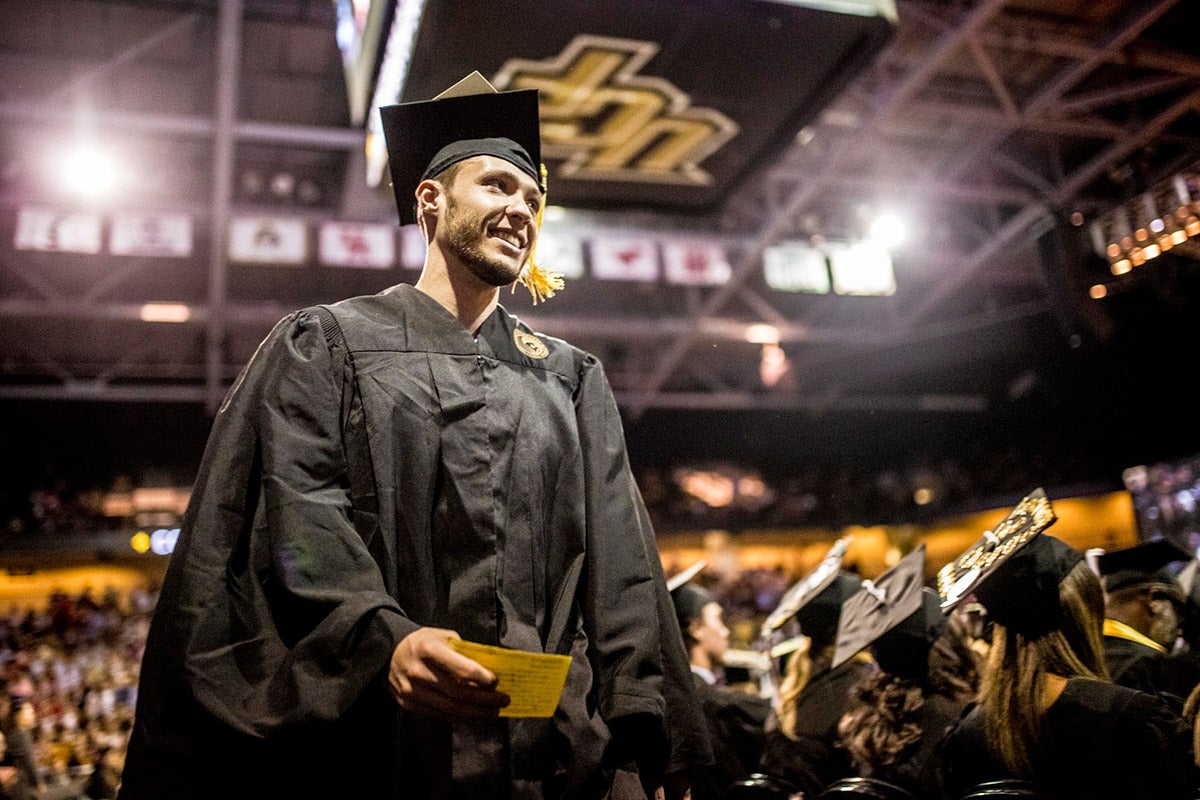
[{"xmin": 118, "ymin": 73, "xmax": 710, "ymax": 800}]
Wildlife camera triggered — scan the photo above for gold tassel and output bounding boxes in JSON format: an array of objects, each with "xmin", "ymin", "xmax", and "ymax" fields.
[{"xmin": 514, "ymin": 163, "xmax": 565, "ymax": 304}]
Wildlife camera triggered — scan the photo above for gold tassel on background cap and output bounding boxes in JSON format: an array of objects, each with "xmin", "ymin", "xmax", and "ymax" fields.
[{"xmin": 514, "ymin": 163, "xmax": 564, "ymax": 304}]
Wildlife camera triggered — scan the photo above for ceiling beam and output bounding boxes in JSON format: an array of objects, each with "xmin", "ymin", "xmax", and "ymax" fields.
[{"xmin": 626, "ymin": 0, "xmax": 1012, "ymax": 419}]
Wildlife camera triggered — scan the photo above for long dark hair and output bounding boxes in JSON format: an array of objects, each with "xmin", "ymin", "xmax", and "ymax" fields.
[
  {"xmin": 977, "ymin": 561, "xmax": 1109, "ymax": 776},
  {"xmin": 837, "ymin": 668, "xmax": 926, "ymax": 772}
]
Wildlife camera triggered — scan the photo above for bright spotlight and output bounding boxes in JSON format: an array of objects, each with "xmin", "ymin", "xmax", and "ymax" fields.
[
  {"xmin": 868, "ymin": 212, "xmax": 907, "ymax": 249},
  {"xmin": 59, "ymin": 146, "xmax": 120, "ymax": 200}
]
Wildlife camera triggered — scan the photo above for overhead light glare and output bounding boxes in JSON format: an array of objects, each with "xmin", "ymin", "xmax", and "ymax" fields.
[
  {"xmin": 868, "ymin": 212, "xmax": 907, "ymax": 249},
  {"xmin": 140, "ymin": 303, "xmax": 191, "ymax": 323},
  {"xmin": 59, "ymin": 146, "xmax": 120, "ymax": 200}
]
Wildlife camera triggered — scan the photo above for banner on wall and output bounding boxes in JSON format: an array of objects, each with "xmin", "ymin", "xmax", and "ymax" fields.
[
  {"xmin": 589, "ymin": 237, "xmax": 659, "ymax": 282},
  {"xmin": 14, "ymin": 207, "xmax": 103, "ymax": 254},
  {"xmin": 318, "ymin": 222, "xmax": 395, "ymax": 268},
  {"xmin": 763, "ymin": 241, "xmax": 831, "ymax": 294},
  {"xmin": 228, "ymin": 216, "xmax": 307, "ymax": 264},
  {"xmin": 110, "ymin": 212, "xmax": 193, "ymax": 257},
  {"xmin": 532, "ymin": 229, "xmax": 586, "ymax": 280},
  {"xmin": 662, "ymin": 240, "xmax": 731, "ymax": 286}
]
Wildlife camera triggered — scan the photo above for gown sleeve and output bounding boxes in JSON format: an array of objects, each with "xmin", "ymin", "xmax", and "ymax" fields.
[
  {"xmin": 1113, "ymin": 690, "xmax": 1195, "ymax": 800},
  {"xmin": 573, "ymin": 354, "xmax": 714, "ymax": 785},
  {"xmin": 181, "ymin": 309, "xmax": 417, "ymax": 736}
]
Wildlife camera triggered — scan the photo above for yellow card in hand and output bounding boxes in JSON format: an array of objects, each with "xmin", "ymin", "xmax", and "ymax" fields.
[{"xmin": 449, "ymin": 639, "xmax": 572, "ymax": 718}]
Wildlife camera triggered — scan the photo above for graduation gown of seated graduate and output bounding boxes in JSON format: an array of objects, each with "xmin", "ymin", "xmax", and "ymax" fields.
[
  {"xmin": 118, "ymin": 285, "xmax": 711, "ymax": 800},
  {"xmin": 758, "ymin": 657, "xmax": 873, "ymax": 798},
  {"xmin": 1104, "ymin": 625, "xmax": 1200, "ymax": 712},
  {"xmin": 939, "ymin": 678, "xmax": 1193, "ymax": 800},
  {"xmin": 688, "ymin": 675, "xmax": 771, "ymax": 800}
]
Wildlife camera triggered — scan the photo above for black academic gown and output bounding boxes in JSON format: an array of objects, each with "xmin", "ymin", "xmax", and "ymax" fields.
[
  {"xmin": 758, "ymin": 659, "xmax": 872, "ymax": 798},
  {"xmin": 689, "ymin": 673, "xmax": 771, "ymax": 800},
  {"xmin": 1104, "ymin": 632, "xmax": 1191, "ymax": 711},
  {"xmin": 119, "ymin": 285, "xmax": 710, "ymax": 800},
  {"xmin": 940, "ymin": 678, "xmax": 1193, "ymax": 800}
]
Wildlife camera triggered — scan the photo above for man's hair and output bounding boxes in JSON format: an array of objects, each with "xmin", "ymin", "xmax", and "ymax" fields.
[
  {"xmin": 978, "ymin": 560, "xmax": 1109, "ymax": 777},
  {"xmin": 411, "ymin": 160, "xmax": 467, "ymax": 229}
]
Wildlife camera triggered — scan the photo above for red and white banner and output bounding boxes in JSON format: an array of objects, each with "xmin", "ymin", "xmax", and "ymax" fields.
[
  {"xmin": 662, "ymin": 240, "xmax": 731, "ymax": 286},
  {"xmin": 399, "ymin": 224, "xmax": 426, "ymax": 270},
  {"xmin": 532, "ymin": 229, "xmax": 585, "ymax": 279},
  {"xmin": 318, "ymin": 222, "xmax": 395, "ymax": 269},
  {"xmin": 110, "ymin": 212, "xmax": 193, "ymax": 257},
  {"xmin": 588, "ymin": 237, "xmax": 659, "ymax": 282},
  {"xmin": 228, "ymin": 216, "xmax": 307, "ymax": 264},
  {"xmin": 14, "ymin": 207, "xmax": 102, "ymax": 253}
]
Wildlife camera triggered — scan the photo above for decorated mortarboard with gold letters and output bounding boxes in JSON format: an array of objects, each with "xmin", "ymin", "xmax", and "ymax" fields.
[
  {"xmin": 378, "ymin": 71, "xmax": 563, "ymax": 302},
  {"xmin": 1096, "ymin": 538, "xmax": 1192, "ymax": 597},
  {"xmin": 936, "ymin": 488, "xmax": 1057, "ymax": 613},
  {"xmin": 831, "ymin": 544, "xmax": 929, "ymax": 670},
  {"xmin": 937, "ymin": 488, "xmax": 1080, "ymax": 638}
]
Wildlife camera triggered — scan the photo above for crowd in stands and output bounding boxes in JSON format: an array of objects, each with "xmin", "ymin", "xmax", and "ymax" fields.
[
  {"xmin": 0, "ymin": 586, "xmax": 153, "ymax": 800},
  {"xmin": 2, "ymin": 439, "xmax": 1125, "ymax": 539}
]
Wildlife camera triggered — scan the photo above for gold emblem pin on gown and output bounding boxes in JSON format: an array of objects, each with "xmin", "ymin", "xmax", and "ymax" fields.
[{"xmin": 514, "ymin": 329, "xmax": 549, "ymax": 359}]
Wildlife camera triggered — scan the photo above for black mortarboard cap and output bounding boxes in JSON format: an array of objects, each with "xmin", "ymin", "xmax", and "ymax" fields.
[
  {"xmin": 761, "ymin": 536, "xmax": 858, "ymax": 645},
  {"xmin": 831, "ymin": 545, "xmax": 928, "ymax": 669},
  {"xmin": 379, "ymin": 71, "xmax": 544, "ymax": 225},
  {"xmin": 972, "ymin": 534, "xmax": 1082, "ymax": 638},
  {"xmin": 868, "ymin": 588, "xmax": 948, "ymax": 681},
  {"xmin": 936, "ymin": 488, "xmax": 1058, "ymax": 614},
  {"xmin": 1096, "ymin": 539, "xmax": 1191, "ymax": 596},
  {"xmin": 668, "ymin": 560, "xmax": 715, "ymax": 630}
]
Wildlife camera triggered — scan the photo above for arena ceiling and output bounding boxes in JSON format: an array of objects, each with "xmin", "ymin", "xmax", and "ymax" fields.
[{"xmin": 2, "ymin": 0, "xmax": 1200, "ymax": 478}]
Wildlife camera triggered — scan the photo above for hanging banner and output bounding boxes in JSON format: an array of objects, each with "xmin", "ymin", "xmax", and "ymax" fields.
[
  {"xmin": 399, "ymin": 224, "xmax": 426, "ymax": 270},
  {"xmin": 662, "ymin": 240, "xmax": 731, "ymax": 286},
  {"xmin": 110, "ymin": 212, "xmax": 193, "ymax": 257},
  {"xmin": 588, "ymin": 237, "xmax": 659, "ymax": 282},
  {"xmin": 14, "ymin": 207, "xmax": 102, "ymax": 254},
  {"xmin": 763, "ymin": 241, "xmax": 830, "ymax": 294},
  {"xmin": 532, "ymin": 229, "xmax": 586, "ymax": 280},
  {"xmin": 228, "ymin": 217, "xmax": 307, "ymax": 265},
  {"xmin": 318, "ymin": 221, "xmax": 395, "ymax": 269}
]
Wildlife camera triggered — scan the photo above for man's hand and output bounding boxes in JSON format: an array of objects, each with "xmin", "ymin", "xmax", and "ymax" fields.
[{"xmin": 388, "ymin": 627, "xmax": 510, "ymax": 718}]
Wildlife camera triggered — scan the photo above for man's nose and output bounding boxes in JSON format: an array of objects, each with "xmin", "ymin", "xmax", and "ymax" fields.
[{"xmin": 506, "ymin": 196, "xmax": 533, "ymax": 224}]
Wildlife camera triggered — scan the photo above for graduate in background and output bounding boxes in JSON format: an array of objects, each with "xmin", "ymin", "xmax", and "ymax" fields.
[
  {"xmin": 669, "ymin": 565, "xmax": 771, "ymax": 800},
  {"xmin": 938, "ymin": 490, "xmax": 1192, "ymax": 800},
  {"xmin": 757, "ymin": 539, "xmax": 865, "ymax": 798},
  {"xmin": 1096, "ymin": 539, "xmax": 1200, "ymax": 710},
  {"xmin": 830, "ymin": 545, "xmax": 972, "ymax": 800}
]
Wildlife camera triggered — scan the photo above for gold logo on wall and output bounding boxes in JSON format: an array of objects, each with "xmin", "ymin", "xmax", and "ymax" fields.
[{"xmin": 494, "ymin": 35, "xmax": 738, "ymax": 186}]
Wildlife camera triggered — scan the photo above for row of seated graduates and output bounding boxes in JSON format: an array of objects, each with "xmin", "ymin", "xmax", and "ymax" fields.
[{"xmin": 676, "ymin": 495, "xmax": 1200, "ymax": 800}]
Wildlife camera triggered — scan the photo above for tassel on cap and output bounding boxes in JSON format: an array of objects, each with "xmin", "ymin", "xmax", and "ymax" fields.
[{"xmin": 514, "ymin": 163, "xmax": 565, "ymax": 304}]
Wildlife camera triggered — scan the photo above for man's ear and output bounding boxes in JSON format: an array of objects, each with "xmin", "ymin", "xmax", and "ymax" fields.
[{"xmin": 415, "ymin": 179, "xmax": 442, "ymax": 218}]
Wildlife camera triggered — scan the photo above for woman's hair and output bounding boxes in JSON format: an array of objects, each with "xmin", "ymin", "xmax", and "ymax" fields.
[
  {"xmin": 775, "ymin": 639, "xmax": 815, "ymax": 740},
  {"xmin": 977, "ymin": 560, "xmax": 1109, "ymax": 776},
  {"xmin": 1182, "ymin": 682, "xmax": 1200, "ymax": 767},
  {"xmin": 927, "ymin": 606, "xmax": 984, "ymax": 704},
  {"xmin": 836, "ymin": 669, "xmax": 925, "ymax": 773}
]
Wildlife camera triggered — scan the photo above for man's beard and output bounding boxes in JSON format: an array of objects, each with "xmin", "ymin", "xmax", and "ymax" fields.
[
  {"xmin": 1148, "ymin": 610, "xmax": 1180, "ymax": 650},
  {"xmin": 442, "ymin": 197, "xmax": 524, "ymax": 287}
]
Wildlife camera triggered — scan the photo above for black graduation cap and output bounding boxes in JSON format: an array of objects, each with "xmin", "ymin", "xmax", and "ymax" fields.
[
  {"xmin": 831, "ymin": 545, "xmax": 929, "ymax": 670},
  {"xmin": 936, "ymin": 488, "xmax": 1058, "ymax": 613},
  {"xmin": 761, "ymin": 536, "xmax": 857, "ymax": 643},
  {"xmin": 378, "ymin": 71, "xmax": 544, "ymax": 226},
  {"xmin": 971, "ymin": 533, "xmax": 1083, "ymax": 638},
  {"xmin": 1096, "ymin": 538, "xmax": 1192, "ymax": 596},
  {"xmin": 668, "ymin": 560, "xmax": 715, "ymax": 629},
  {"xmin": 869, "ymin": 587, "xmax": 948, "ymax": 682}
]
